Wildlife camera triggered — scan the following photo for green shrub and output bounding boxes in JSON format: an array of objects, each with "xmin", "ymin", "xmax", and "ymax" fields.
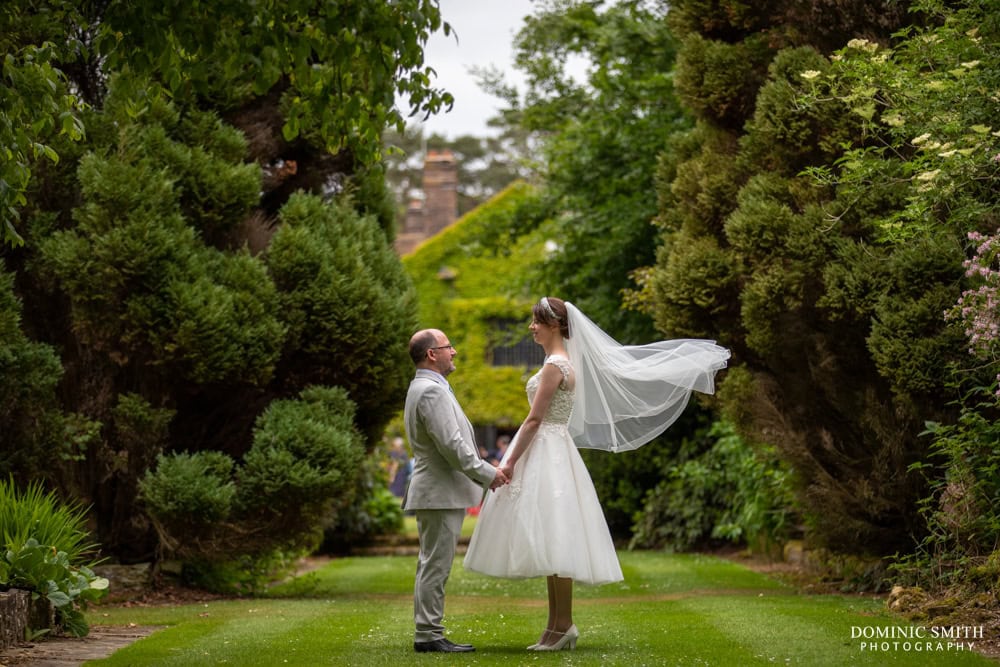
[
  {"xmin": 241, "ymin": 386, "xmax": 364, "ymax": 514},
  {"xmin": 320, "ymin": 455, "xmax": 404, "ymax": 553},
  {"xmin": 179, "ymin": 548, "xmax": 302, "ymax": 596},
  {"xmin": 0, "ymin": 479, "xmax": 107, "ymax": 636},
  {"xmin": 364, "ymin": 486, "xmax": 405, "ymax": 535},
  {"xmin": 894, "ymin": 384, "xmax": 1000, "ymax": 592},
  {"xmin": 139, "ymin": 452, "xmax": 236, "ymax": 524},
  {"xmin": 630, "ymin": 421, "xmax": 796, "ymax": 552},
  {"xmin": 140, "ymin": 386, "xmax": 365, "ymax": 562}
]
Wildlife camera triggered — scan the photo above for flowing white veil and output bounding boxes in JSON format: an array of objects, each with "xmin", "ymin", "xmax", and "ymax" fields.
[{"xmin": 564, "ymin": 302, "xmax": 730, "ymax": 452}]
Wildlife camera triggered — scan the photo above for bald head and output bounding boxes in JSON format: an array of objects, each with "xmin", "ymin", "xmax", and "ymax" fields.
[
  {"xmin": 409, "ymin": 328, "xmax": 456, "ymax": 376},
  {"xmin": 409, "ymin": 329, "xmax": 441, "ymax": 366}
]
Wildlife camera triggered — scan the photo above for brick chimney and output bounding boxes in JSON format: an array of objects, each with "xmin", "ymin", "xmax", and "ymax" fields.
[
  {"xmin": 422, "ymin": 149, "xmax": 458, "ymax": 236},
  {"xmin": 395, "ymin": 149, "xmax": 459, "ymax": 255}
]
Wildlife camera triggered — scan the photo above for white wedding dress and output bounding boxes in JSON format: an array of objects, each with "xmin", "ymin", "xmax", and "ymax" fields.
[{"xmin": 463, "ymin": 354, "xmax": 624, "ymax": 585}]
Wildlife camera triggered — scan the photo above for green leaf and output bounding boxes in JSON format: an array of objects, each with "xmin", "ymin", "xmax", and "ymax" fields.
[{"xmin": 852, "ymin": 103, "xmax": 876, "ymax": 120}]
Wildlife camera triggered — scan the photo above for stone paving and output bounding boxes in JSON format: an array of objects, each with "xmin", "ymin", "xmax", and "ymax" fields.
[{"xmin": 0, "ymin": 626, "xmax": 161, "ymax": 667}]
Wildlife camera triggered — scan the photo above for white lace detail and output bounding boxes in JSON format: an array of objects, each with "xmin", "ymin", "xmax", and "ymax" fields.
[
  {"xmin": 526, "ymin": 355, "xmax": 575, "ymax": 426},
  {"xmin": 538, "ymin": 422, "xmax": 568, "ymax": 435}
]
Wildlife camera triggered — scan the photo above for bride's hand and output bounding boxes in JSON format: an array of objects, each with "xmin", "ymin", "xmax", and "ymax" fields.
[{"xmin": 501, "ymin": 464, "xmax": 514, "ymax": 482}]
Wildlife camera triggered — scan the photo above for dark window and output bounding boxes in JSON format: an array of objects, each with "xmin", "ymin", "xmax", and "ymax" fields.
[{"xmin": 488, "ymin": 318, "xmax": 545, "ymax": 367}]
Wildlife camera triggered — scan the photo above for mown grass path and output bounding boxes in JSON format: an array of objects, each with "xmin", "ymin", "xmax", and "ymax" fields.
[{"xmin": 84, "ymin": 549, "xmax": 995, "ymax": 666}]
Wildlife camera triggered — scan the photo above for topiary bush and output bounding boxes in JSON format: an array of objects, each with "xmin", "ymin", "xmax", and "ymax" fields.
[
  {"xmin": 239, "ymin": 386, "xmax": 365, "ymax": 526},
  {"xmin": 140, "ymin": 386, "xmax": 365, "ymax": 564},
  {"xmin": 646, "ymin": 1, "xmax": 971, "ymax": 559},
  {"xmin": 139, "ymin": 452, "xmax": 236, "ymax": 526}
]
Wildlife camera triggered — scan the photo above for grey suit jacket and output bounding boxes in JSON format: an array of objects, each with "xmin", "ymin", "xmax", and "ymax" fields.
[{"xmin": 402, "ymin": 369, "xmax": 496, "ymax": 510}]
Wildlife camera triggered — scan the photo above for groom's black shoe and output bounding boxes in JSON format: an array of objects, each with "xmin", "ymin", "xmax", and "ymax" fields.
[{"xmin": 414, "ymin": 638, "xmax": 475, "ymax": 653}]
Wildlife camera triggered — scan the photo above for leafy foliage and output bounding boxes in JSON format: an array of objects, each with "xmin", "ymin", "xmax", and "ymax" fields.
[
  {"xmin": 895, "ymin": 384, "xmax": 1000, "ymax": 593},
  {"xmin": 0, "ymin": 479, "xmax": 107, "ymax": 636},
  {"xmin": 797, "ymin": 7, "xmax": 1000, "ymax": 245},
  {"xmin": 0, "ymin": 0, "xmax": 455, "ymax": 242},
  {"xmin": 1, "ymin": 0, "xmax": 442, "ymax": 579},
  {"xmin": 0, "ymin": 40, "xmax": 84, "ymax": 244},
  {"xmin": 1, "ymin": 539, "xmax": 108, "ymax": 636},
  {"xmin": 497, "ymin": 0, "xmax": 688, "ymax": 342},
  {"xmin": 629, "ymin": 421, "xmax": 796, "ymax": 552}
]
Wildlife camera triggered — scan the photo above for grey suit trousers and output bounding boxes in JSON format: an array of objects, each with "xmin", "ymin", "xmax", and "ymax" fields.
[{"xmin": 413, "ymin": 508, "xmax": 466, "ymax": 643}]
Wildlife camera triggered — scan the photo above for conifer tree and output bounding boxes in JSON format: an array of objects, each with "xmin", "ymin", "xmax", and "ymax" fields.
[{"xmin": 646, "ymin": 0, "xmax": 976, "ymax": 555}]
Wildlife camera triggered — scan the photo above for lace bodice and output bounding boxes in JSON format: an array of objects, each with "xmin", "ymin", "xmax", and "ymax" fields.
[{"xmin": 526, "ymin": 354, "xmax": 574, "ymax": 425}]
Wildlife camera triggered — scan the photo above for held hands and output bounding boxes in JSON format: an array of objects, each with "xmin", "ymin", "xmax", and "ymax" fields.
[{"xmin": 489, "ymin": 465, "xmax": 510, "ymax": 490}]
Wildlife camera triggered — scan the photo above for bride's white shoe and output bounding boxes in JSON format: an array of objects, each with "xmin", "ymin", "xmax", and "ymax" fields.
[
  {"xmin": 532, "ymin": 624, "xmax": 578, "ymax": 651},
  {"xmin": 527, "ymin": 631, "xmax": 547, "ymax": 650}
]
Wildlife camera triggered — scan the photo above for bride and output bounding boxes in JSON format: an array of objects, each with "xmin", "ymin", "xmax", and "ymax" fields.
[{"xmin": 463, "ymin": 296, "xmax": 729, "ymax": 651}]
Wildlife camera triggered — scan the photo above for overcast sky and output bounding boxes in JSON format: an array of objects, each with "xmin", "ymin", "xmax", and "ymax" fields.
[{"xmin": 411, "ymin": 0, "xmax": 538, "ymax": 139}]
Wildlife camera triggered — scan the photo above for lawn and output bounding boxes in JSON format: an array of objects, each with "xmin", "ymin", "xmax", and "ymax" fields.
[{"xmin": 84, "ymin": 520, "xmax": 995, "ymax": 666}]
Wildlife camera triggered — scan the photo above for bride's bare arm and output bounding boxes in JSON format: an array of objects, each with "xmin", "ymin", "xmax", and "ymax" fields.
[{"xmin": 501, "ymin": 362, "xmax": 564, "ymax": 479}]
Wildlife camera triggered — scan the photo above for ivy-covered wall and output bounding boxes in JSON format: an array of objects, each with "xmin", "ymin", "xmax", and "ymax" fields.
[{"xmin": 400, "ymin": 181, "xmax": 555, "ymax": 429}]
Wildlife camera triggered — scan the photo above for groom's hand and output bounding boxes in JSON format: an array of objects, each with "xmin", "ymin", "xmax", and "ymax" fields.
[{"xmin": 489, "ymin": 466, "xmax": 509, "ymax": 490}]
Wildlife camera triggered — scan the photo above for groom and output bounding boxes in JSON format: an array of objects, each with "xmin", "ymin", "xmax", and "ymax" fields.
[{"xmin": 403, "ymin": 329, "xmax": 508, "ymax": 653}]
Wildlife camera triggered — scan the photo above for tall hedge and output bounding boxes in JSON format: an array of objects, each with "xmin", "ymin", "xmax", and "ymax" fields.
[{"xmin": 647, "ymin": 0, "xmax": 970, "ymax": 556}]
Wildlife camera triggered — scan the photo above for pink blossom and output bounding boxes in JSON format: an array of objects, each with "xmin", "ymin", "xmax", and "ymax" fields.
[{"xmin": 949, "ymin": 228, "xmax": 1000, "ymax": 363}]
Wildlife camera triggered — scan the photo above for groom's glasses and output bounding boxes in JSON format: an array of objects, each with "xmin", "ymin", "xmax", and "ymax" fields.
[{"xmin": 431, "ymin": 344, "xmax": 455, "ymax": 350}]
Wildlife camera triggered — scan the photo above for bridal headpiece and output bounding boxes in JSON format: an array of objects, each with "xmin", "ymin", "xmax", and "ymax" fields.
[{"xmin": 540, "ymin": 297, "xmax": 560, "ymax": 322}]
